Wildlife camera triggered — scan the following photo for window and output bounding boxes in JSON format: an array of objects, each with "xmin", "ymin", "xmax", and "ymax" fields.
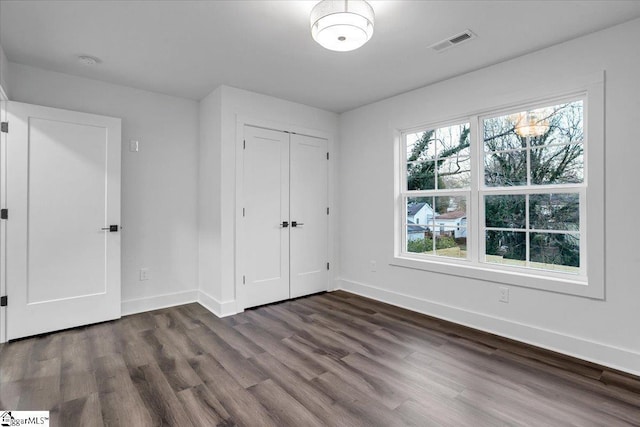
[
  {"xmin": 481, "ymin": 99, "xmax": 584, "ymax": 275},
  {"xmin": 396, "ymin": 88, "xmax": 604, "ymax": 298},
  {"xmin": 404, "ymin": 122, "xmax": 470, "ymax": 259}
]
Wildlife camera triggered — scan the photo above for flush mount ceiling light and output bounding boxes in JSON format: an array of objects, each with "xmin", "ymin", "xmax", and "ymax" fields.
[{"xmin": 310, "ymin": 0, "xmax": 375, "ymax": 52}]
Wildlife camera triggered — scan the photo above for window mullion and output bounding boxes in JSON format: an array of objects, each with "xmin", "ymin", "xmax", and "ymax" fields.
[{"xmin": 470, "ymin": 115, "xmax": 481, "ymax": 264}]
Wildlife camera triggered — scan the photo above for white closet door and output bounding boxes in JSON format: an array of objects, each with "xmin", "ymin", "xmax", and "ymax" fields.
[
  {"xmin": 289, "ymin": 134, "xmax": 328, "ymax": 298},
  {"xmin": 6, "ymin": 101, "xmax": 121, "ymax": 339},
  {"xmin": 242, "ymin": 126, "xmax": 290, "ymax": 308}
]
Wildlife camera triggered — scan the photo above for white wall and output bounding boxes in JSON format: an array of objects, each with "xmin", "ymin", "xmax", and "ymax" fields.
[
  {"xmin": 198, "ymin": 87, "xmax": 222, "ymax": 306},
  {"xmin": 0, "ymin": 43, "xmax": 9, "ymax": 98},
  {"xmin": 338, "ymin": 18, "xmax": 640, "ymax": 375},
  {"xmin": 198, "ymin": 85, "xmax": 339, "ymax": 315},
  {"xmin": 8, "ymin": 63, "xmax": 200, "ymax": 314}
]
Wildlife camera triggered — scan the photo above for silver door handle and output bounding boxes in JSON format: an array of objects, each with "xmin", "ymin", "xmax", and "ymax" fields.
[
  {"xmin": 291, "ymin": 221, "xmax": 304, "ymax": 227},
  {"xmin": 101, "ymin": 225, "xmax": 119, "ymax": 232}
]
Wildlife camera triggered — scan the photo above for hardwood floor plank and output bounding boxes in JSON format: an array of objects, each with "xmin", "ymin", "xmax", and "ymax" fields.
[
  {"xmin": 247, "ymin": 351, "xmax": 368, "ymax": 427},
  {"xmin": 93, "ymin": 354, "xmax": 153, "ymax": 426},
  {"xmin": 177, "ymin": 383, "xmax": 233, "ymax": 427},
  {"xmin": 310, "ymin": 371, "xmax": 408, "ymax": 427},
  {"xmin": 58, "ymin": 393, "xmax": 104, "ymax": 427},
  {"xmin": 0, "ymin": 381, "xmax": 22, "ymax": 409},
  {"xmin": 234, "ymin": 322, "xmax": 326, "ymax": 381},
  {"xmin": 2, "ymin": 291, "xmax": 638, "ymax": 426},
  {"xmin": 188, "ymin": 354, "xmax": 279, "ymax": 427},
  {"xmin": 248, "ymin": 379, "xmax": 326, "ymax": 427},
  {"xmin": 128, "ymin": 363, "xmax": 194, "ymax": 427},
  {"xmin": 0, "ymin": 339, "xmax": 33, "ymax": 383},
  {"xmin": 184, "ymin": 327, "xmax": 268, "ymax": 388},
  {"xmin": 283, "ymin": 335, "xmax": 409, "ymax": 410},
  {"xmin": 192, "ymin": 311, "xmax": 266, "ymax": 359}
]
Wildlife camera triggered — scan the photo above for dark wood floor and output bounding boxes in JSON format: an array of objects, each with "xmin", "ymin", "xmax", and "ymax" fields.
[{"xmin": 1, "ymin": 291, "xmax": 639, "ymax": 426}]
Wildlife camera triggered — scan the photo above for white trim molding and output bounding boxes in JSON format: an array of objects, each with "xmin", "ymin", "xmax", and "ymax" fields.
[
  {"xmin": 198, "ymin": 290, "xmax": 237, "ymax": 318},
  {"xmin": 336, "ymin": 278, "xmax": 640, "ymax": 377},
  {"xmin": 121, "ymin": 290, "xmax": 198, "ymax": 316}
]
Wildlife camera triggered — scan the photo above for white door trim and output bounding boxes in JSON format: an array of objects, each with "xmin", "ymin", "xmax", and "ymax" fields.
[
  {"xmin": 235, "ymin": 115, "xmax": 336, "ymax": 313},
  {"xmin": 0, "ymin": 93, "xmax": 7, "ymax": 343}
]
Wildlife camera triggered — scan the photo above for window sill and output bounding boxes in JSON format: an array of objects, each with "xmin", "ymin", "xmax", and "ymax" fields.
[{"xmin": 390, "ymin": 255, "xmax": 603, "ymax": 299}]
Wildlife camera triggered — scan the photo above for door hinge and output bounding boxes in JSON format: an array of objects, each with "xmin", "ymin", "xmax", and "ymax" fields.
[
  {"xmin": 327, "ymin": 207, "xmax": 330, "ymax": 215},
  {"xmin": 326, "ymin": 152, "xmax": 329, "ymax": 160},
  {"xmin": 327, "ymin": 262, "xmax": 330, "ymax": 270},
  {"xmin": 242, "ymin": 207, "xmax": 245, "ymax": 217},
  {"xmin": 243, "ymin": 139, "xmax": 246, "ymax": 149},
  {"xmin": 1, "ymin": 122, "xmax": 7, "ymax": 133},
  {"xmin": 0, "ymin": 209, "xmax": 7, "ymax": 220},
  {"xmin": 0, "ymin": 296, "xmax": 7, "ymax": 307},
  {"xmin": 242, "ymin": 275, "xmax": 246, "ymax": 284}
]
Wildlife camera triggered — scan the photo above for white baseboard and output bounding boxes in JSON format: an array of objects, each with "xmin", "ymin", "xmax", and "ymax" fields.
[
  {"xmin": 198, "ymin": 290, "xmax": 237, "ymax": 318},
  {"xmin": 337, "ymin": 278, "xmax": 640, "ymax": 377},
  {"xmin": 121, "ymin": 290, "xmax": 198, "ymax": 316}
]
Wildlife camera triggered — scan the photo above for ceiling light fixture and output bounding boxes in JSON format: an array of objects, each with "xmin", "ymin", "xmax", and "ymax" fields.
[{"xmin": 310, "ymin": 0, "xmax": 375, "ymax": 52}]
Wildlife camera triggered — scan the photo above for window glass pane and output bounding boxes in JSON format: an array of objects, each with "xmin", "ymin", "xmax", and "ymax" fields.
[
  {"xmin": 435, "ymin": 124, "xmax": 470, "ymax": 158},
  {"xmin": 484, "ymin": 115, "xmax": 524, "ymax": 152},
  {"xmin": 529, "ymin": 193, "xmax": 579, "ymax": 231},
  {"xmin": 406, "ymin": 123, "xmax": 469, "ymax": 191},
  {"xmin": 438, "ymin": 156, "xmax": 471, "ymax": 189},
  {"xmin": 406, "ymin": 197, "xmax": 435, "ymax": 253},
  {"xmin": 532, "ymin": 100, "xmax": 584, "ymax": 146},
  {"xmin": 433, "ymin": 196, "xmax": 467, "ymax": 259},
  {"xmin": 407, "ymin": 197, "xmax": 434, "ymax": 227},
  {"xmin": 485, "ymin": 195, "xmax": 526, "ymax": 229},
  {"xmin": 436, "ymin": 232, "xmax": 467, "ymax": 259},
  {"xmin": 407, "ymin": 131, "xmax": 436, "ymax": 161},
  {"xmin": 407, "ymin": 161, "xmax": 436, "ymax": 190},
  {"xmin": 530, "ymin": 145, "xmax": 584, "ymax": 185},
  {"xmin": 484, "ymin": 100, "xmax": 584, "ymax": 187},
  {"xmin": 485, "ymin": 231, "xmax": 526, "ymax": 266},
  {"xmin": 406, "ymin": 225, "xmax": 433, "ymax": 254},
  {"xmin": 530, "ymin": 233, "xmax": 580, "ymax": 272},
  {"xmin": 484, "ymin": 150, "xmax": 527, "ymax": 187}
]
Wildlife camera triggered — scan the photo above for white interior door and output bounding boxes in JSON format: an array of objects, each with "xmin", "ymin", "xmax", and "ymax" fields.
[
  {"xmin": 242, "ymin": 126, "xmax": 290, "ymax": 308},
  {"xmin": 6, "ymin": 101, "xmax": 121, "ymax": 340},
  {"xmin": 241, "ymin": 125, "xmax": 329, "ymax": 309},
  {"xmin": 290, "ymin": 134, "xmax": 328, "ymax": 298}
]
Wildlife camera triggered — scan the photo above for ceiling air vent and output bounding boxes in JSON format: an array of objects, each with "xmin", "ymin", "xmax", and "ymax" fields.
[{"xmin": 430, "ymin": 30, "xmax": 476, "ymax": 53}]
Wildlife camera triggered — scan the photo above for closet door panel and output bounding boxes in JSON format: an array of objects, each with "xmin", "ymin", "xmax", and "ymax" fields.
[
  {"xmin": 242, "ymin": 126, "xmax": 290, "ymax": 308},
  {"xmin": 289, "ymin": 134, "xmax": 328, "ymax": 298}
]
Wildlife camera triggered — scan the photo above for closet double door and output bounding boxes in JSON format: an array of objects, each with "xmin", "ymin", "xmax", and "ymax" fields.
[{"xmin": 241, "ymin": 125, "xmax": 328, "ymax": 309}]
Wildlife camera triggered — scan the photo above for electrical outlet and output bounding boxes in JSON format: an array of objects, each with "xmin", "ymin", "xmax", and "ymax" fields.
[
  {"xmin": 370, "ymin": 260, "xmax": 377, "ymax": 272},
  {"xmin": 139, "ymin": 268, "xmax": 150, "ymax": 281},
  {"xmin": 499, "ymin": 286, "xmax": 509, "ymax": 303},
  {"xmin": 129, "ymin": 139, "xmax": 139, "ymax": 152}
]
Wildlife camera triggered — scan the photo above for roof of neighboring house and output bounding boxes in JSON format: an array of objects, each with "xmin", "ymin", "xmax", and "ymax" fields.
[
  {"xmin": 407, "ymin": 219, "xmax": 429, "ymax": 233},
  {"xmin": 408, "ymin": 202, "xmax": 430, "ymax": 216},
  {"xmin": 435, "ymin": 210, "xmax": 466, "ymax": 220}
]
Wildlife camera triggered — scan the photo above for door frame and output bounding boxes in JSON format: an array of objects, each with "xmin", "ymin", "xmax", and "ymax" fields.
[
  {"xmin": 235, "ymin": 116, "xmax": 336, "ymax": 313},
  {"xmin": 0, "ymin": 87, "xmax": 7, "ymax": 343}
]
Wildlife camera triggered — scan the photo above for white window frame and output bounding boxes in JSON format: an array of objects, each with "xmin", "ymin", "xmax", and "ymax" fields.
[{"xmin": 392, "ymin": 77, "xmax": 604, "ymax": 299}]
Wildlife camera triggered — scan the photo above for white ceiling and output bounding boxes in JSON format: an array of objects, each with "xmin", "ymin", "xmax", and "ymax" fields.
[{"xmin": 2, "ymin": 1, "xmax": 640, "ymax": 113}]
